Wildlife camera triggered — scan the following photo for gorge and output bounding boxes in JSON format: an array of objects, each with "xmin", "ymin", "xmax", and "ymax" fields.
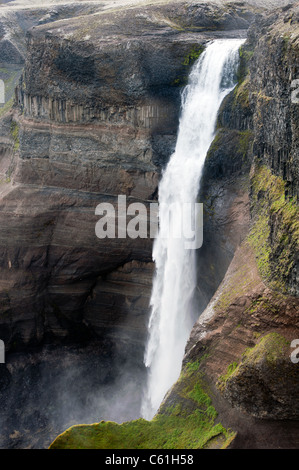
[{"xmin": 0, "ymin": 0, "xmax": 298, "ymax": 450}]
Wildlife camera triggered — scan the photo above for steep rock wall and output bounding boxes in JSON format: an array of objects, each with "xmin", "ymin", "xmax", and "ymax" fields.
[
  {"xmin": 0, "ymin": 0, "xmax": 257, "ymax": 353},
  {"xmin": 161, "ymin": 3, "xmax": 299, "ymax": 445}
]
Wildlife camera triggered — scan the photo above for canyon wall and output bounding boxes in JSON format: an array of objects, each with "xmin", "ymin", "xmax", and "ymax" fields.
[
  {"xmin": 161, "ymin": 2, "xmax": 299, "ymax": 446},
  {"xmin": 51, "ymin": 1, "xmax": 299, "ymax": 449},
  {"xmin": 0, "ymin": 0, "xmax": 257, "ymax": 355}
]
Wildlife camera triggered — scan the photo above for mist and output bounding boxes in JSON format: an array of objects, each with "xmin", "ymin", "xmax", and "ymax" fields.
[{"xmin": 0, "ymin": 340, "xmax": 146, "ymax": 448}]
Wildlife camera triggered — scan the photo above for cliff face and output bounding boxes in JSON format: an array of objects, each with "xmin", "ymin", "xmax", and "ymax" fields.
[
  {"xmin": 51, "ymin": 1, "xmax": 299, "ymax": 450},
  {"xmin": 162, "ymin": 3, "xmax": 299, "ymax": 446},
  {"xmin": 0, "ymin": 0, "xmax": 262, "ymax": 449},
  {"xmin": 0, "ymin": 0, "xmax": 259, "ymax": 353}
]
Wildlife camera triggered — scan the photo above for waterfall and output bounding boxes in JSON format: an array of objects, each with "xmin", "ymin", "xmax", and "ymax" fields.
[{"xmin": 141, "ymin": 38, "xmax": 245, "ymax": 420}]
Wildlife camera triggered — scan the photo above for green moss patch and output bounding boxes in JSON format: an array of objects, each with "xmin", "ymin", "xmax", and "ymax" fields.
[
  {"xmin": 217, "ymin": 333, "xmax": 290, "ymax": 393},
  {"xmin": 245, "ymin": 295, "xmax": 281, "ymax": 317},
  {"xmin": 242, "ymin": 332, "xmax": 289, "ymax": 366},
  {"xmin": 233, "ymin": 76, "xmax": 250, "ymax": 110},
  {"xmin": 10, "ymin": 121, "xmax": 20, "ymax": 151},
  {"xmin": 237, "ymin": 44, "xmax": 254, "ymax": 85},
  {"xmin": 185, "ymin": 359, "xmax": 200, "ymax": 372},
  {"xmin": 172, "ymin": 45, "xmax": 204, "ymax": 87},
  {"xmin": 248, "ymin": 165, "xmax": 299, "ymax": 291},
  {"xmin": 50, "ymin": 364, "xmax": 235, "ymax": 450},
  {"xmin": 217, "ymin": 362, "xmax": 239, "ymax": 392},
  {"xmin": 50, "ymin": 412, "xmax": 229, "ymax": 450},
  {"xmin": 211, "ymin": 129, "xmax": 253, "ymax": 160},
  {"xmin": 216, "ymin": 332, "xmax": 298, "ymax": 418},
  {"xmin": 182, "ymin": 45, "xmax": 204, "ymax": 66}
]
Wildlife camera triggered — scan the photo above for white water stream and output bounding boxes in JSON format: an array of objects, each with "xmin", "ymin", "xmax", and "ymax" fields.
[{"xmin": 141, "ymin": 38, "xmax": 245, "ymax": 420}]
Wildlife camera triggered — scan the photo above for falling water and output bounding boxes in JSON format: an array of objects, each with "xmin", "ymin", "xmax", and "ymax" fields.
[{"xmin": 141, "ymin": 39, "xmax": 245, "ymax": 420}]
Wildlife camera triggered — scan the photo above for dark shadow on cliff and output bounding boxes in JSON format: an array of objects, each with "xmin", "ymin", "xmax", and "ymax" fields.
[{"xmin": 0, "ymin": 340, "xmax": 147, "ymax": 449}]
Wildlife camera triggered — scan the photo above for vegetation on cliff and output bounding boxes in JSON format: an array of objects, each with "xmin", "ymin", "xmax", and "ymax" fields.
[
  {"xmin": 48, "ymin": 3, "xmax": 299, "ymax": 449},
  {"xmin": 50, "ymin": 363, "xmax": 235, "ymax": 449},
  {"xmin": 216, "ymin": 332, "xmax": 299, "ymax": 419},
  {"xmin": 172, "ymin": 44, "xmax": 205, "ymax": 87},
  {"xmin": 249, "ymin": 164, "xmax": 299, "ymax": 293},
  {"xmin": 217, "ymin": 332, "xmax": 290, "ymax": 391}
]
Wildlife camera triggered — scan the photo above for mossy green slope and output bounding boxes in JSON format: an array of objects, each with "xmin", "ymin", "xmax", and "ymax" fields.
[
  {"xmin": 50, "ymin": 365, "xmax": 235, "ymax": 449},
  {"xmin": 217, "ymin": 332, "xmax": 290, "ymax": 391},
  {"xmin": 249, "ymin": 164, "xmax": 299, "ymax": 292},
  {"xmin": 240, "ymin": 332, "xmax": 290, "ymax": 365},
  {"xmin": 215, "ymin": 332, "xmax": 299, "ymax": 419}
]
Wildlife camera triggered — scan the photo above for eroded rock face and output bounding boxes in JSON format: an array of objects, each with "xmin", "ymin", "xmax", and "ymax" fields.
[
  {"xmin": 222, "ymin": 333, "xmax": 299, "ymax": 419},
  {"xmin": 159, "ymin": 2, "xmax": 299, "ymax": 444},
  {"xmin": 248, "ymin": 9, "xmax": 299, "ymax": 199},
  {"xmin": 247, "ymin": 9, "xmax": 299, "ymax": 295},
  {"xmin": 161, "ymin": 242, "xmax": 299, "ymax": 447},
  {"xmin": 0, "ymin": 1, "xmax": 261, "ymax": 447},
  {"xmin": 0, "ymin": 0, "xmax": 262, "ymax": 353}
]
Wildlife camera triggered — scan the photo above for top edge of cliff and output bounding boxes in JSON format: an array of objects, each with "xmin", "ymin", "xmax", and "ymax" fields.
[
  {"xmin": 0, "ymin": 0, "xmax": 297, "ymax": 12},
  {"xmin": 12, "ymin": 1, "xmax": 296, "ymax": 44}
]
